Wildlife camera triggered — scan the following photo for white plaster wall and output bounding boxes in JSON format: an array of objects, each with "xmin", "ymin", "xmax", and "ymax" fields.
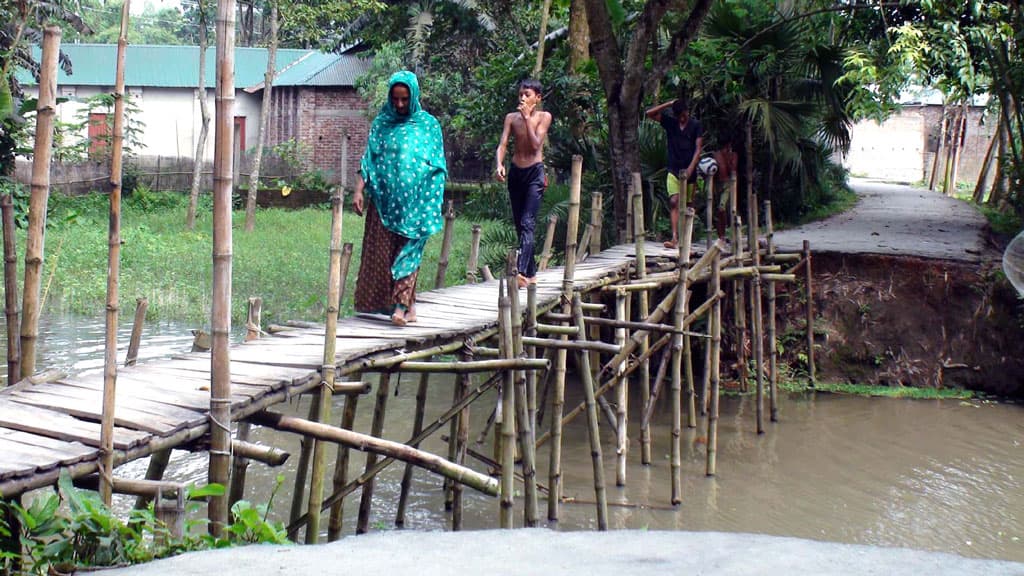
[{"xmin": 843, "ymin": 112, "xmax": 924, "ymax": 183}]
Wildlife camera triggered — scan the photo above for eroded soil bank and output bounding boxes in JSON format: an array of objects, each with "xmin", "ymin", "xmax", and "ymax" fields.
[{"xmin": 783, "ymin": 253, "xmax": 1024, "ymax": 396}]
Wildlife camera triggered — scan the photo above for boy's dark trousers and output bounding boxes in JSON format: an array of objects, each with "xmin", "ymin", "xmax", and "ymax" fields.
[{"xmin": 507, "ymin": 163, "xmax": 546, "ymax": 278}]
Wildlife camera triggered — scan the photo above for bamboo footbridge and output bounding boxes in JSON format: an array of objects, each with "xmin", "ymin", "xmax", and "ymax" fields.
[{"xmin": 0, "ymin": 158, "xmax": 817, "ymax": 540}]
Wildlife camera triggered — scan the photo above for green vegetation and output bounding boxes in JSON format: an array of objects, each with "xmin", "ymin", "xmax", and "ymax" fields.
[
  {"xmin": 0, "ymin": 474, "xmax": 289, "ymax": 575},
  {"xmin": 36, "ymin": 191, "xmax": 499, "ymax": 325},
  {"xmin": 779, "ymin": 380, "xmax": 975, "ymax": 400}
]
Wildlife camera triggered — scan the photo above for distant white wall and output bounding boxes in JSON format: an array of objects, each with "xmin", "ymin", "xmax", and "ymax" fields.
[{"xmin": 843, "ymin": 113, "xmax": 924, "ymax": 183}]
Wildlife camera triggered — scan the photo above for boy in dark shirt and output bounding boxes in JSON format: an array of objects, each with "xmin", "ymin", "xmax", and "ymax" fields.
[{"xmin": 645, "ymin": 97, "xmax": 704, "ymax": 248}]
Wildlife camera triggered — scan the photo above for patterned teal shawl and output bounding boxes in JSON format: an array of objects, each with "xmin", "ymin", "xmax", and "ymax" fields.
[{"xmin": 360, "ymin": 71, "xmax": 448, "ymax": 279}]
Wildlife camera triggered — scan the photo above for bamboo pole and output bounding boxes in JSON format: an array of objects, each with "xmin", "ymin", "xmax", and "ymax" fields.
[
  {"xmin": 706, "ymin": 252, "xmax": 722, "ymax": 476},
  {"xmin": 547, "ymin": 154, "xmax": 581, "ymax": 522},
  {"xmin": 750, "ymin": 195, "xmax": 765, "ymax": 435},
  {"xmin": 680, "ymin": 208, "xmax": 696, "ymax": 430},
  {"xmin": 208, "ymin": 0, "xmax": 236, "ymax": 536},
  {"xmin": 356, "ymin": 372, "xmax": 391, "ymax": 534},
  {"xmin": 765, "ymin": 200, "xmax": 778, "ymax": 422},
  {"xmin": 21, "ymin": 26, "xmax": 61, "ymax": 380},
  {"xmin": 498, "ymin": 277, "xmax": 515, "ymax": 528},
  {"xmin": 670, "ymin": 209, "xmax": 694, "ymax": 504},
  {"xmin": 590, "ymin": 191, "xmax": 603, "ymax": 256},
  {"xmin": 305, "ymin": 187, "xmax": 345, "ymax": 543},
  {"xmin": 572, "ymin": 293, "xmax": 608, "ymax": 529},
  {"xmin": 395, "ymin": 359, "xmax": 549, "ymax": 373},
  {"xmin": 396, "ymin": 371, "xmax": 428, "ymax": 526},
  {"xmin": 451, "ymin": 353, "xmax": 471, "ymax": 531},
  {"xmin": 133, "ymin": 448, "xmax": 171, "ymax": 510},
  {"xmin": 124, "ymin": 298, "xmax": 147, "ymax": 367},
  {"xmin": 526, "ymin": 282, "xmax": 538, "ymax": 449},
  {"xmin": 326, "ymin": 389, "xmax": 358, "ymax": 541},
  {"xmin": 100, "ymin": 7, "xmax": 130, "ymax": 507},
  {"xmin": 631, "ymin": 173, "xmax": 651, "ymax": 466},
  {"xmin": 434, "ymin": 200, "xmax": 456, "ymax": 288},
  {"xmin": 804, "ymin": 240, "xmax": 816, "ymax": 385},
  {"xmin": 244, "ymin": 296, "xmax": 262, "ymax": 342},
  {"xmin": 614, "ymin": 289, "xmax": 627, "ymax": 486},
  {"xmin": 732, "ymin": 213, "xmax": 748, "ymax": 391},
  {"xmin": 929, "ymin": 106, "xmax": 947, "ymax": 190},
  {"xmin": 1, "ymin": 194, "xmax": 19, "ymax": 385},
  {"xmin": 287, "ymin": 400, "xmax": 317, "ymax": 540},
  {"xmin": 252, "ymin": 411, "xmax": 499, "ymax": 496},
  {"xmin": 577, "ymin": 225, "xmax": 593, "ymax": 262},
  {"xmin": 538, "ymin": 214, "xmax": 558, "ymax": 271},
  {"xmin": 521, "ymin": 336, "xmax": 618, "ymax": 354},
  {"xmin": 467, "ymin": 224, "xmax": 482, "ymax": 283},
  {"xmin": 228, "ymin": 422, "xmax": 251, "ymax": 509},
  {"xmin": 509, "ymin": 269, "xmax": 538, "ymax": 527}
]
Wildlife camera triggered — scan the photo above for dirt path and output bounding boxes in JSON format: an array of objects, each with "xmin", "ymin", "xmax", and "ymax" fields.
[{"xmin": 772, "ymin": 178, "xmax": 995, "ymax": 262}]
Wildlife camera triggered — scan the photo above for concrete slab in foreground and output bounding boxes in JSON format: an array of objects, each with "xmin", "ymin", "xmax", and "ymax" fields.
[{"xmin": 100, "ymin": 530, "xmax": 1024, "ymax": 576}]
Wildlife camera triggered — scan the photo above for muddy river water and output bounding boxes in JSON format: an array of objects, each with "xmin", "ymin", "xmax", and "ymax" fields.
[{"xmin": 18, "ymin": 314, "xmax": 1024, "ymax": 562}]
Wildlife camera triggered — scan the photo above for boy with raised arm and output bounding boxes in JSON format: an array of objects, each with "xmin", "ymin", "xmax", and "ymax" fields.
[
  {"xmin": 495, "ymin": 79, "xmax": 553, "ymax": 288},
  {"xmin": 646, "ymin": 96, "xmax": 703, "ymax": 248}
]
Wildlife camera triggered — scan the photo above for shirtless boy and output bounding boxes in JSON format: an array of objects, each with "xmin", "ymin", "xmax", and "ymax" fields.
[{"xmin": 495, "ymin": 79, "xmax": 553, "ymax": 288}]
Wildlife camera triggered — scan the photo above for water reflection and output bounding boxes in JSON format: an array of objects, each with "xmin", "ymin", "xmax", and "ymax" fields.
[{"xmin": 13, "ymin": 313, "xmax": 1024, "ymax": 561}]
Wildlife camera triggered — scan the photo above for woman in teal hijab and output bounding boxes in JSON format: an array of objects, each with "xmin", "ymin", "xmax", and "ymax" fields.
[{"xmin": 353, "ymin": 71, "xmax": 447, "ymax": 326}]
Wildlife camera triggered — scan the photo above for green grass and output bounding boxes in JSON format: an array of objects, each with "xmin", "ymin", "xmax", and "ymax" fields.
[
  {"xmin": 779, "ymin": 380, "xmax": 975, "ymax": 399},
  {"xmin": 33, "ymin": 192, "xmax": 503, "ymax": 326}
]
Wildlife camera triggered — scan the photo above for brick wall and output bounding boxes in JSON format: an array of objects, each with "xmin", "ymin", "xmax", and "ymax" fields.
[{"xmin": 295, "ymin": 87, "xmax": 370, "ymax": 187}]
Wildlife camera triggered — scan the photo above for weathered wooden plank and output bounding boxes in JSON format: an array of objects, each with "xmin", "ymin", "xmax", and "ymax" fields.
[
  {"xmin": 0, "ymin": 402, "xmax": 148, "ymax": 449},
  {"xmin": 9, "ymin": 392, "xmax": 182, "ymax": 435},
  {"xmin": 17, "ymin": 382, "xmax": 205, "ymax": 424},
  {"xmin": 0, "ymin": 428, "xmax": 95, "ymax": 461}
]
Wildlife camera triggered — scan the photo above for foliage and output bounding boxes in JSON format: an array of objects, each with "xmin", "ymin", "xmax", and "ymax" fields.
[
  {"xmin": 60, "ymin": 0, "xmax": 188, "ymax": 45},
  {"xmin": 65, "ymin": 93, "xmax": 147, "ymax": 164},
  {"xmin": 0, "ymin": 175, "xmax": 28, "ymax": 227},
  {"xmin": 778, "ymin": 379, "xmax": 975, "ymax": 400}
]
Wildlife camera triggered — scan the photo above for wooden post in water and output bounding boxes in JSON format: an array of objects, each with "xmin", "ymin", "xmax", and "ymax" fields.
[
  {"xmin": 732, "ymin": 212, "xmax": 748, "ymax": 391},
  {"xmin": 327, "ymin": 387, "xmax": 359, "ymax": 541},
  {"xmin": 434, "ymin": 200, "xmax": 456, "ymax": 288},
  {"xmin": 571, "ymin": 293, "xmax": 608, "ymax": 530},
  {"xmin": 631, "ymin": 173, "xmax": 651, "ymax": 466},
  {"xmin": 671, "ymin": 209, "xmax": 695, "ymax": 503},
  {"xmin": 355, "ymin": 372, "xmax": 391, "ymax": 534},
  {"xmin": 450, "ymin": 352, "xmax": 471, "ymax": 531},
  {"xmin": 1, "ymin": 194, "xmax": 19, "ymax": 385},
  {"xmin": 547, "ymin": 155, "xmax": 582, "ymax": 522},
  {"xmin": 803, "ymin": 239, "xmax": 816, "ymax": 385},
  {"xmin": 614, "ymin": 288, "xmax": 627, "ymax": 486},
  {"xmin": 749, "ymin": 195, "xmax": 765, "ymax": 435},
  {"xmin": 701, "ymin": 179, "xmax": 716, "ymax": 413},
  {"xmin": 706, "ymin": 252, "xmax": 722, "ymax": 476},
  {"xmin": 467, "ymin": 224, "xmax": 482, "ymax": 282},
  {"xmin": 765, "ymin": 200, "xmax": 778, "ymax": 422},
  {"xmin": 232, "ymin": 301, "xmax": 259, "ymax": 507},
  {"xmin": 20, "ymin": 26, "xmax": 60, "ymax": 381},
  {"xmin": 305, "ymin": 187, "xmax": 345, "ymax": 543},
  {"xmin": 538, "ymin": 213, "xmax": 558, "ymax": 271},
  {"xmin": 208, "ymin": 0, "xmax": 236, "ymax": 536},
  {"xmin": 99, "ymin": 9, "xmax": 129, "ymax": 506},
  {"xmin": 680, "ymin": 210, "xmax": 697, "ymax": 429},
  {"xmin": 244, "ymin": 296, "xmax": 262, "ymax": 342},
  {"xmin": 498, "ymin": 277, "xmax": 515, "ymax": 528},
  {"xmin": 508, "ymin": 266, "xmax": 538, "ymax": 526},
  {"xmin": 397, "ymin": 371, "xmax": 429, "ymax": 526},
  {"xmin": 125, "ymin": 297, "xmax": 147, "ymax": 367}
]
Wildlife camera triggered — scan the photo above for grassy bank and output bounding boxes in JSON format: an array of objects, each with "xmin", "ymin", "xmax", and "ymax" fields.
[
  {"xmin": 778, "ymin": 380, "xmax": 975, "ymax": 399},
  {"xmin": 33, "ymin": 192, "xmax": 501, "ymax": 325}
]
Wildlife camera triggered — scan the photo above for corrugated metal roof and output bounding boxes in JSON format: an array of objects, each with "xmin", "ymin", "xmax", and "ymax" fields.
[
  {"xmin": 252, "ymin": 51, "xmax": 371, "ymax": 88},
  {"xmin": 16, "ymin": 44, "xmax": 312, "ymax": 88}
]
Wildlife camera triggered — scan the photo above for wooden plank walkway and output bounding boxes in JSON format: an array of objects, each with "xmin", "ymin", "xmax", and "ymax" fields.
[{"xmin": 0, "ymin": 242, "xmax": 681, "ymax": 497}]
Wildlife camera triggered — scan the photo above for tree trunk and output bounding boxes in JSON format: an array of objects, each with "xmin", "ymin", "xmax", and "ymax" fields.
[
  {"xmin": 532, "ymin": 0, "xmax": 553, "ymax": 78},
  {"xmin": 244, "ymin": 1, "xmax": 278, "ymax": 232},
  {"xmin": 568, "ymin": 0, "xmax": 589, "ymax": 70},
  {"xmin": 972, "ymin": 120, "xmax": 999, "ymax": 203},
  {"xmin": 186, "ymin": 0, "xmax": 210, "ymax": 231},
  {"xmin": 208, "ymin": 0, "xmax": 236, "ymax": 538}
]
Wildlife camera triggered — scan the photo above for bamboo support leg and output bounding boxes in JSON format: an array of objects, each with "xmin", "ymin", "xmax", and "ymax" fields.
[
  {"xmin": 396, "ymin": 373, "xmax": 429, "ymax": 526},
  {"xmin": 467, "ymin": 224, "xmax": 482, "ymax": 283},
  {"xmin": 287, "ymin": 398, "xmax": 318, "ymax": 541},
  {"xmin": 707, "ymin": 254, "xmax": 722, "ymax": 476},
  {"xmin": 228, "ymin": 422, "xmax": 251, "ymax": 509},
  {"xmin": 125, "ymin": 297, "xmax": 147, "ymax": 366},
  {"xmin": 498, "ymin": 278, "xmax": 515, "ymax": 528},
  {"xmin": 133, "ymin": 448, "xmax": 171, "ymax": 510},
  {"xmin": 509, "ymin": 275, "xmax": 538, "ymax": 527},
  {"xmin": 631, "ymin": 174, "xmax": 651, "ymax": 466},
  {"xmin": 750, "ymin": 198, "xmax": 764, "ymax": 435},
  {"xmin": 451, "ymin": 359, "xmax": 471, "ymax": 531},
  {"xmin": 572, "ymin": 294, "xmax": 608, "ymax": 529},
  {"xmin": 804, "ymin": 240, "xmax": 816, "ymax": 385},
  {"xmin": 327, "ymin": 392, "xmax": 359, "ymax": 541},
  {"xmin": 765, "ymin": 200, "xmax": 778, "ymax": 422},
  {"xmin": 614, "ymin": 290, "xmax": 628, "ymax": 486},
  {"xmin": 356, "ymin": 373, "xmax": 391, "ymax": 534}
]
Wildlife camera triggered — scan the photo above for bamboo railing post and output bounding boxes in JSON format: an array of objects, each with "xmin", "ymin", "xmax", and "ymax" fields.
[
  {"xmin": 614, "ymin": 289, "xmax": 627, "ymax": 486},
  {"xmin": 732, "ymin": 213, "xmax": 748, "ymax": 391},
  {"xmin": 526, "ymin": 283, "xmax": 539, "ymax": 441},
  {"xmin": 538, "ymin": 213, "xmax": 558, "ymax": 271},
  {"xmin": 509, "ymin": 265, "xmax": 538, "ymax": 527},
  {"xmin": 498, "ymin": 277, "xmax": 515, "ymax": 528},
  {"xmin": 571, "ymin": 293, "xmax": 608, "ymax": 530},
  {"xmin": 20, "ymin": 26, "xmax": 60, "ymax": 381},
  {"xmin": 124, "ymin": 297, "xmax": 147, "ymax": 366},
  {"xmin": 305, "ymin": 187, "xmax": 345, "ymax": 543},
  {"xmin": 590, "ymin": 191, "xmax": 603, "ymax": 256},
  {"xmin": 749, "ymin": 194, "xmax": 764, "ymax": 435},
  {"xmin": 467, "ymin": 224, "xmax": 482, "ymax": 283},
  {"xmin": 327, "ymin": 389, "xmax": 359, "ymax": 541},
  {"xmin": 701, "ymin": 179, "xmax": 717, "ymax": 414},
  {"xmin": 451, "ymin": 352, "xmax": 471, "ymax": 531},
  {"xmin": 680, "ymin": 212, "xmax": 696, "ymax": 430},
  {"xmin": 804, "ymin": 239, "xmax": 816, "ymax": 386},
  {"xmin": 356, "ymin": 372, "xmax": 391, "ymax": 534},
  {"xmin": 434, "ymin": 200, "xmax": 456, "ymax": 288},
  {"xmin": 244, "ymin": 296, "xmax": 262, "ymax": 342},
  {"xmin": 397, "ymin": 372, "xmax": 429, "ymax": 526},
  {"xmin": 765, "ymin": 200, "xmax": 778, "ymax": 422},
  {"xmin": 706, "ymin": 252, "xmax": 722, "ymax": 476},
  {"xmin": 631, "ymin": 173, "xmax": 651, "ymax": 466},
  {"xmin": 1, "ymin": 194, "xmax": 19, "ymax": 385},
  {"xmin": 99, "ymin": 10, "xmax": 130, "ymax": 507},
  {"xmin": 670, "ymin": 209, "xmax": 695, "ymax": 504},
  {"xmin": 547, "ymin": 154, "xmax": 582, "ymax": 523},
  {"xmin": 208, "ymin": 0, "xmax": 237, "ymax": 536}
]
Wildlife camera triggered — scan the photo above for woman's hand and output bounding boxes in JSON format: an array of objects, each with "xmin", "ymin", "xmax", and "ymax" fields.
[{"xmin": 352, "ymin": 189, "xmax": 365, "ymax": 216}]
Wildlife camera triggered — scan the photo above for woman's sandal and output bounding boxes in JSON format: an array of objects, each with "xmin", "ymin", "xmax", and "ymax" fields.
[{"xmin": 391, "ymin": 305, "xmax": 408, "ymax": 327}]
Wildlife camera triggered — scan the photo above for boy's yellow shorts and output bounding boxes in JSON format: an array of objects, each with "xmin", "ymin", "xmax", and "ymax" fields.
[{"xmin": 666, "ymin": 172, "xmax": 696, "ymax": 204}]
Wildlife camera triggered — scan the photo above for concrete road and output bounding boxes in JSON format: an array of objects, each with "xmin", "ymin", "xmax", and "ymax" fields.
[
  {"xmin": 772, "ymin": 179, "xmax": 994, "ymax": 262},
  {"xmin": 100, "ymin": 530, "xmax": 1024, "ymax": 575}
]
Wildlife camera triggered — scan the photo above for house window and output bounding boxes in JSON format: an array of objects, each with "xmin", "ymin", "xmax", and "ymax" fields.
[{"xmin": 88, "ymin": 113, "xmax": 110, "ymax": 158}]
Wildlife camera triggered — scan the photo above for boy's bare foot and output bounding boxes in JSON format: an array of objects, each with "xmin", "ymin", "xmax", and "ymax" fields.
[
  {"xmin": 663, "ymin": 239, "xmax": 678, "ymax": 249},
  {"xmin": 391, "ymin": 305, "xmax": 411, "ymax": 326}
]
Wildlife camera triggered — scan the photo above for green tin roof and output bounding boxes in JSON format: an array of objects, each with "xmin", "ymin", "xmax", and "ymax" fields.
[{"xmin": 15, "ymin": 44, "xmax": 364, "ymax": 88}]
